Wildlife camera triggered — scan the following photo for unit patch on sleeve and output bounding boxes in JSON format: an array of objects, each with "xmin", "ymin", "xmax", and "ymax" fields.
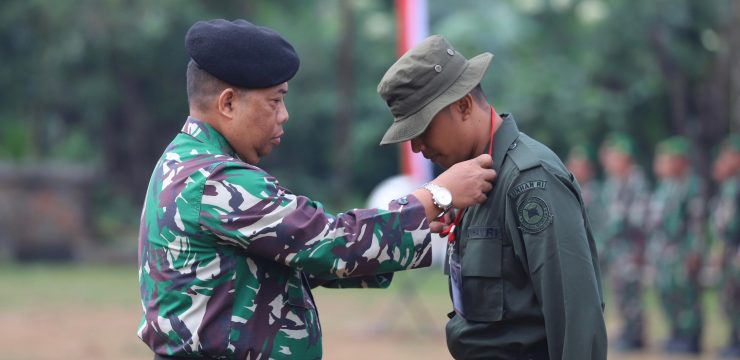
[
  {"xmin": 508, "ymin": 180, "xmax": 548, "ymax": 198},
  {"xmin": 517, "ymin": 196, "xmax": 553, "ymax": 233}
]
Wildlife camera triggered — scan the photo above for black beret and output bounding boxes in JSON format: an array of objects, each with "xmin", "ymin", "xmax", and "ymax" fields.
[{"xmin": 185, "ymin": 19, "xmax": 300, "ymax": 89}]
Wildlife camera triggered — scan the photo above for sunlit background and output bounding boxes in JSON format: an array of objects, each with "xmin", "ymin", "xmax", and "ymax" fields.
[{"xmin": 0, "ymin": 0, "xmax": 738, "ymax": 359}]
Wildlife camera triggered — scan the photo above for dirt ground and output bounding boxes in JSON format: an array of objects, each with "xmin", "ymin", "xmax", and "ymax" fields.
[
  {"xmin": 0, "ymin": 298, "xmax": 726, "ymax": 360},
  {"xmin": 0, "ymin": 265, "xmax": 729, "ymax": 359}
]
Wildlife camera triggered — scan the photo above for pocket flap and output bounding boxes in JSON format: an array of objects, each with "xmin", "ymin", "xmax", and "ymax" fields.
[
  {"xmin": 284, "ymin": 273, "xmax": 311, "ymax": 309},
  {"xmin": 461, "ymin": 238, "xmax": 502, "ymax": 277}
]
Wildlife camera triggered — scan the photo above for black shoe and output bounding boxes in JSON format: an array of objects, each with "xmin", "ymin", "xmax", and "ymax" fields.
[
  {"xmin": 662, "ymin": 336, "xmax": 701, "ymax": 354},
  {"xmin": 614, "ymin": 337, "xmax": 644, "ymax": 352},
  {"xmin": 719, "ymin": 344, "xmax": 740, "ymax": 358}
]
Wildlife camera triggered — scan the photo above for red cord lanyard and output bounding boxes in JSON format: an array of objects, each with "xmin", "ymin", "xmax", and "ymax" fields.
[{"xmin": 440, "ymin": 105, "xmax": 496, "ymax": 244}]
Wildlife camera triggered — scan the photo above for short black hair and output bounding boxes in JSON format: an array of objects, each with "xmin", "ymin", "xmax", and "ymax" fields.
[
  {"xmin": 470, "ymin": 84, "xmax": 486, "ymax": 106},
  {"xmin": 186, "ymin": 59, "xmax": 241, "ymax": 111}
]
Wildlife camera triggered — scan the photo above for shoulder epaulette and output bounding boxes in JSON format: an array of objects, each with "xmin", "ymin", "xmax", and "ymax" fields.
[{"xmin": 508, "ymin": 138, "xmax": 540, "ymax": 171}]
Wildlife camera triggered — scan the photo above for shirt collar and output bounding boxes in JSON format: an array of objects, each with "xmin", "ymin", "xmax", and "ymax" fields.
[
  {"xmin": 491, "ymin": 113, "xmax": 520, "ymax": 173},
  {"xmin": 181, "ymin": 117, "xmax": 237, "ymax": 157}
]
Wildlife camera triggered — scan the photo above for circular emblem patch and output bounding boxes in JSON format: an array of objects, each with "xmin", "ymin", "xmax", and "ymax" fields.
[{"xmin": 517, "ymin": 197, "xmax": 552, "ymax": 233}]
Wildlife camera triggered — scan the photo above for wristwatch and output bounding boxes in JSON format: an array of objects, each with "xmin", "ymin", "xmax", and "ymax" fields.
[{"xmin": 422, "ymin": 182, "xmax": 453, "ymax": 220}]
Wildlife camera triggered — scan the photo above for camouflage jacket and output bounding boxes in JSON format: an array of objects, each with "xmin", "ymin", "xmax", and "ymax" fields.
[
  {"xmin": 600, "ymin": 169, "xmax": 649, "ymax": 251},
  {"xmin": 137, "ymin": 117, "xmax": 433, "ymax": 359},
  {"xmin": 648, "ymin": 174, "xmax": 706, "ymax": 253},
  {"xmin": 712, "ymin": 175, "xmax": 740, "ymax": 246}
]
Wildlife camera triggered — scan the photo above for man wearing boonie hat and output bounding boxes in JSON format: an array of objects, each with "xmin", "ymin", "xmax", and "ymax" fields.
[
  {"xmin": 377, "ymin": 35, "xmax": 607, "ymax": 359},
  {"xmin": 647, "ymin": 136, "xmax": 706, "ymax": 355},
  {"xmin": 598, "ymin": 132, "xmax": 650, "ymax": 351},
  {"xmin": 137, "ymin": 20, "xmax": 497, "ymax": 360},
  {"xmin": 710, "ymin": 134, "xmax": 740, "ymax": 358}
]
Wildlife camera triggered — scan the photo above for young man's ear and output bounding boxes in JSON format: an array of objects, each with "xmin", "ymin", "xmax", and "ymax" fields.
[{"xmin": 455, "ymin": 94, "xmax": 474, "ymax": 119}]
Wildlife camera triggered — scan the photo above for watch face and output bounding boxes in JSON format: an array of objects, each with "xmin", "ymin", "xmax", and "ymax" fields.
[{"xmin": 437, "ymin": 189, "xmax": 452, "ymax": 207}]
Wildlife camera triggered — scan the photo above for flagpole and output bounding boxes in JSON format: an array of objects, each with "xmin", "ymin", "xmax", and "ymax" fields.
[{"xmin": 395, "ymin": 0, "xmax": 432, "ymax": 184}]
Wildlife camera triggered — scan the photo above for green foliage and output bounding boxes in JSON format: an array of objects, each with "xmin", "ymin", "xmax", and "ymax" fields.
[
  {"xmin": 0, "ymin": 263, "xmax": 139, "ymax": 309},
  {"xmin": 0, "ymin": 0, "xmax": 736, "ymax": 235},
  {"xmin": 0, "ymin": 118, "xmax": 35, "ymax": 160}
]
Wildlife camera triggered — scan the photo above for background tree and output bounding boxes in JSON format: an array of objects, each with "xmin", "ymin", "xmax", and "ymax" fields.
[{"xmin": 0, "ymin": 0, "xmax": 737, "ymax": 243}]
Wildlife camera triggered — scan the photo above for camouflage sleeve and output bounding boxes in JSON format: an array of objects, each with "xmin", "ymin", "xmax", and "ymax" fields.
[
  {"xmin": 307, "ymin": 273, "xmax": 394, "ymax": 289},
  {"xmin": 626, "ymin": 172, "xmax": 650, "ymax": 231},
  {"xmin": 715, "ymin": 181, "xmax": 740, "ymax": 245},
  {"xmin": 199, "ymin": 162, "xmax": 433, "ymax": 280},
  {"xmin": 600, "ymin": 180, "xmax": 624, "ymax": 243},
  {"xmin": 685, "ymin": 177, "xmax": 707, "ymax": 252}
]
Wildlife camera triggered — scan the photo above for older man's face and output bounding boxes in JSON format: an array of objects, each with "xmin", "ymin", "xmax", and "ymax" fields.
[{"xmin": 223, "ymin": 82, "xmax": 289, "ymax": 164}]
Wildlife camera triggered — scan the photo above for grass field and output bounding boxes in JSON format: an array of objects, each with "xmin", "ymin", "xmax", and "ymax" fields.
[{"xmin": 0, "ymin": 263, "xmax": 730, "ymax": 359}]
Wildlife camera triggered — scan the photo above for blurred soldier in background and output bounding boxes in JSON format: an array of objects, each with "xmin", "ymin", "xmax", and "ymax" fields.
[
  {"xmin": 598, "ymin": 133, "xmax": 650, "ymax": 351},
  {"xmin": 711, "ymin": 134, "xmax": 740, "ymax": 358},
  {"xmin": 566, "ymin": 145, "xmax": 601, "ymax": 220},
  {"xmin": 567, "ymin": 144, "xmax": 606, "ymax": 271},
  {"xmin": 648, "ymin": 136, "xmax": 706, "ymax": 355}
]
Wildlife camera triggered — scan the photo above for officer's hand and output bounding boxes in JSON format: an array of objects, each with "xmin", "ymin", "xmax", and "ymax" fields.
[
  {"xmin": 433, "ymin": 154, "xmax": 497, "ymax": 208},
  {"xmin": 427, "ymin": 211, "xmax": 453, "ymax": 233},
  {"xmin": 428, "ymin": 220, "xmax": 447, "ymax": 233}
]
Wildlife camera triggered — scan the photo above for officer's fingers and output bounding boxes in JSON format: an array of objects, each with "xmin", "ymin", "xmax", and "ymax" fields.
[
  {"xmin": 439, "ymin": 212, "xmax": 453, "ymax": 225},
  {"xmin": 481, "ymin": 169, "xmax": 497, "ymax": 182},
  {"xmin": 474, "ymin": 154, "xmax": 493, "ymax": 168},
  {"xmin": 429, "ymin": 221, "xmax": 446, "ymax": 233},
  {"xmin": 480, "ymin": 181, "xmax": 493, "ymax": 194}
]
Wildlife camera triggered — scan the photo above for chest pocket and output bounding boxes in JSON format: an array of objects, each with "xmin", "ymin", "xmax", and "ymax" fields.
[
  {"xmin": 285, "ymin": 270, "xmax": 313, "ymax": 310},
  {"xmin": 461, "ymin": 235, "xmax": 504, "ymax": 322}
]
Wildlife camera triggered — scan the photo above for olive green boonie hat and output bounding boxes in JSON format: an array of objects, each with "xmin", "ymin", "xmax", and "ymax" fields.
[{"xmin": 377, "ymin": 35, "xmax": 493, "ymax": 145}]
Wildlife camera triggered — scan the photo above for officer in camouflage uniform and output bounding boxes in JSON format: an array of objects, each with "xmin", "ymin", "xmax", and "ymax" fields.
[
  {"xmin": 137, "ymin": 20, "xmax": 497, "ymax": 360},
  {"xmin": 378, "ymin": 35, "xmax": 607, "ymax": 360},
  {"xmin": 598, "ymin": 133, "xmax": 650, "ymax": 350},
  {"xmin": 648, "ymin": 136, "xmax": 706, "ymax": 354},
  {"xmin": 711, "ymin": 134, "xmax": 740, "ymax": 358}
]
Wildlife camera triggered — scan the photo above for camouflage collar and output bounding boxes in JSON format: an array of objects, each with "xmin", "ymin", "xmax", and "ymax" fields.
[
  {"xmin": 491, "ymin": 113, "xmax": 520, "ymax": 173},
  {"xmin": 181, "ymin": 117, "xmax": 237, "ymax": 158}
]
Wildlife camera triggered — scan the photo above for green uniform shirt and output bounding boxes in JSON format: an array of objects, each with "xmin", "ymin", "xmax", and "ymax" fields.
[{"xmin": 445, "ymin": 114, "xmax": 607, "ymax": 360}]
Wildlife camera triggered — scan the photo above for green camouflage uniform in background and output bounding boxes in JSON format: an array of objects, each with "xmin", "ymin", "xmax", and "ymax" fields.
[
  {"xmin": 711, "ymin": 135, "xmax": 740, "ymax": 355},
  {"xmin": 648, "ymin": 137, "xmax": 706, "ymax": 351},
  {"xmin": 137, "ymin": 117, "xmax": 434, "ymax": 359},
  {"xmin": 566, "ymin": 145, "xmax": 604, "ymax": 235},
  {"xmin": 599, "ymin": 134, "xmax": 649, "ymax": 347}
]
